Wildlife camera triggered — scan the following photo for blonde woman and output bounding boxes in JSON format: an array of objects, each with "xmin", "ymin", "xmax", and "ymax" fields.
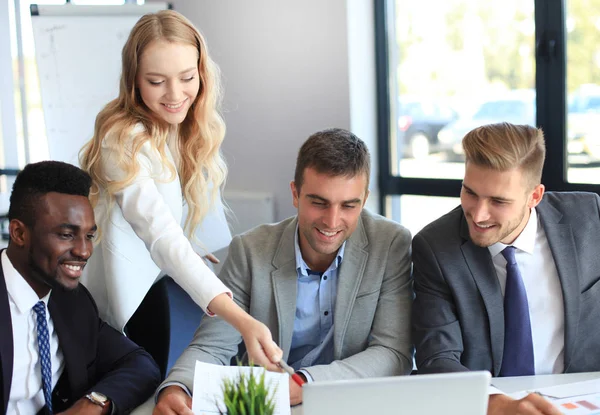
[{"xmin": 80, "ymin": 10, "xmax": 282, "ymax": 373}]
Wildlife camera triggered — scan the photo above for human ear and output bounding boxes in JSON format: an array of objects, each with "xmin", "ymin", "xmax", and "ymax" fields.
[
  {"xmin": 528, "ymin": 184, "xmax": 545, "ymax": 208},
  {"xmin": 362, "ymin": 189, "xmax": 370, "ymax": 207},
  {"xmin": 291, "ymin": 181, "xmax": 299, "ymax": 209},
  {"xmin": 9, "ymin": 219, "xmax": 29, "ymax": 248}
]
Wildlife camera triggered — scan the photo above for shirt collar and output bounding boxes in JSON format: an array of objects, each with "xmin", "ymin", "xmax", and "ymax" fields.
[
  {"xmin": 3, "ymin": 250, "xmax": 51, "ymax": 314},
  {"xmin": 488, "ymin": 207, "xmax": 538, "ymax": 258},
  {"xmin": 294, "ymin": 224, "xmax": 346, "ymax": 276}
]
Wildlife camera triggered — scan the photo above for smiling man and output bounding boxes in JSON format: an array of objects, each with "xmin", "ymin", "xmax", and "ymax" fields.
[
  {"xmin": 412, "ymin": 123, "xmax": 600, "ymax": 415},
  {"xmin": 0, "ymin": 161, "xmax": 160, "ymax": 415},
  {"xmin": 154, "ymin": 128, "xmax": 413, "ymax": 413}
]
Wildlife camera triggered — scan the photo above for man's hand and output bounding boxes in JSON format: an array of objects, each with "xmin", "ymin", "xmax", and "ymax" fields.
[
  {"xmin": 239, "ymin": 318, "xmax": 283, "ymax": 372},
  {"xmin": 57, "ymin": 397, "xmax": 109, "ymax": 414},
  {"xmin": 289, "ymin": 376, "xmax": 305, "ymax": 406},
  {"xmin": 488, "ymin": 393, "xmax": 563, "ymax": 415},
  {"xmin": 153, "ymin": 386, "xmax": 193, "ymax": 415}
]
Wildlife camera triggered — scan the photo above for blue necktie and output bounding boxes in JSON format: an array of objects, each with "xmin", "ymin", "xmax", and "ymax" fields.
[
  {"xmin": 33, "ymin": 301, "xmax": 53, "ymax": 413},
  {"xmin": 500, "ymin": 246, "xmax": 535, "ymax": 376}
]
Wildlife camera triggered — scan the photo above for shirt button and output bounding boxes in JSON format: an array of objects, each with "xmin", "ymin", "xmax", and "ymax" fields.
[
  {"xmin": 324, "ymin": 311, "xmax": 329, "ymax": 316},
  {"xmin": 323, "ymin": 275, "xmax": 328, "ymax": 280}
]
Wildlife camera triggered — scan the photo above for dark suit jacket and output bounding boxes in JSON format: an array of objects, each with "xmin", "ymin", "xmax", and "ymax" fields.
[
  {"xmin": 0, "ymin": 261, "xmax": 161, "ymax": 414},
  {"xmin": 412, "ymin": 192, "xmax": 600, "ymax": 376}
]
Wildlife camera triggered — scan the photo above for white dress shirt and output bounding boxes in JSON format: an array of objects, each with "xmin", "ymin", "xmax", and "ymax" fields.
[
  {"xmin": 4, "ymin": 251, "xmax": 65, "ymax": 414},
  {"xmin": 488, "ymin": 208, "xmax": 565, "ymax": 375}
]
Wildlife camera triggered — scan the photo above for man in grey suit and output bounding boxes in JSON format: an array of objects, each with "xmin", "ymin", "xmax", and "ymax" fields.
[
  {"xmin": 413, "ymin": 122, "xmax": 600, "ymax": 415},
  {"xmin": 154, "ymin": 128, "xmax": 413, "ymax": 413}
]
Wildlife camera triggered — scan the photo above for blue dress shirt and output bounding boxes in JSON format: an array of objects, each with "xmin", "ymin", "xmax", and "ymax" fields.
[{"xmin": 288, "ymin": 226, "xmax": 346, "ymax": 372}]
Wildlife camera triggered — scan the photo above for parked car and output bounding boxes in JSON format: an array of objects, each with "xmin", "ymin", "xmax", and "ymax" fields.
[
  {"xmin": 567, "ymin": 86, "xmax": 600, "ymax": 163},
  {"xmin": 437, "ymin": 90, "xmax": 536, "ymax": 161},
  {"xmin": 397, "ymin": 99, "xmax": 457, "ymax": 159}
]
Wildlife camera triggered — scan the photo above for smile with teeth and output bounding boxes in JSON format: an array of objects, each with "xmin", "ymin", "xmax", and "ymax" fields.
[
  {"xmin": 63, "ymin": 264, "xmax": 83, "ymax": 272},
  {"xmin": 474, "ymin": 223, "xmax": 494, "ymax": 229},
  {"xmin": 162, "ymin": 99, "xmax": 186, "ymax": 109},
  {"xmin": 317, "ymin": 228, "xmax": 340, "ymax": 237}
]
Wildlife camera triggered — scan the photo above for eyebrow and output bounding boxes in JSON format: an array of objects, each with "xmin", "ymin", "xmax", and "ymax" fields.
[
  {"xmin": 57, "ymin": 223, "xmax": 98, "ymax": 232},
  {"xmin": 306, "ymin": 194, "xmax": 363, "ymax": 205},
  {"xmin": 144, "ymin": 67, "xmax": 197, "ymax": 77},
  {"xmin": 462, "ymin": 184, "xmax": 513, "ymax": 202}
]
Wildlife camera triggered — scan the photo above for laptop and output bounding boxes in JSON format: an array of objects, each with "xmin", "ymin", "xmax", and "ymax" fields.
[{"xmin": 302, "ymin": 371, "xmax": 491, "ymax": 415}]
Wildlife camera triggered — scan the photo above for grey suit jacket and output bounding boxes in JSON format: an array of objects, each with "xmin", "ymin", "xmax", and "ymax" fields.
[
  {"xmin": 163, "ymin": 209, "xmax": 413, "ymax": 391},
  {"xmin": 412, "ymin": 192, "xmax": 600, "ymax": 376}
]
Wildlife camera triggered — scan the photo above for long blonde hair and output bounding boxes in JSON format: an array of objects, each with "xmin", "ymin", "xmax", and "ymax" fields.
[{"xmin": 80, "ymin": 10, "xmax": 227, "ymax": 237}]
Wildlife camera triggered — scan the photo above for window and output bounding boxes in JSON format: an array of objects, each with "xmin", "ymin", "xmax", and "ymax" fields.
[
  {"xmin": 3, "ymin": 0, "xmax": 145, "ymax": 168},
  {"xmin": 565, "ymin": 1, "xmax": 600, "ymax": 183},
  {"xmin": 377, "ymin": 0, "xmax": 600, "ymax": 227}
]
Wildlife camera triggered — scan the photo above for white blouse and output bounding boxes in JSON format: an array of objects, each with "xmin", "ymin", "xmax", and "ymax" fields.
[{"xmin": 81, "ymin": 124, "xmax": 231, "ymax": 331}]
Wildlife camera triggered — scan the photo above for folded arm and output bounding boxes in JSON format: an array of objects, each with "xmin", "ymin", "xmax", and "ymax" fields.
[
  {"xmin": 412, "ymin": 232, "xmax": 470, "ymax": 374},
  {"xmin": 89, "ymin": 306, "xmax": 161, "ymax": 413}
]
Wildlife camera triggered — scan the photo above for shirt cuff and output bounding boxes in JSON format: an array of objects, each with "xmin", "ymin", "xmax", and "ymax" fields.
[
  {"xmin": 297, "ymin": 369, "xmax": 314, "ymax": 383},
  {"xmin": 155, "ymin": 381, "xmax": 192, "ymax": 403},
  {"xmin": 489, "ymin": 385, "xmax": 505, "ymax": 395}
]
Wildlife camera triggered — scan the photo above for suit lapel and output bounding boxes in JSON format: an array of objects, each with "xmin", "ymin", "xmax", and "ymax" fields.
[
  {"xmin": 537, "ymin": 200, "xmax": 579, "ymax": 371},
  {"xmin": 333, "ymin": 216, "xmax": 368, "ymax": 359},
  {"xmin": 0, "ymin": 262, "xmax": 13, "ymax": 414},
  {"xmin": 48, "ymin": 291, "xmax": 86, "ymax": 402},
  {"xmin": 271, "ymin": 220, "xmax": 300, "ymax": 359},
  {"xmin": 459, "ymin": 219, "xmax": 505, "ymax": 376}
]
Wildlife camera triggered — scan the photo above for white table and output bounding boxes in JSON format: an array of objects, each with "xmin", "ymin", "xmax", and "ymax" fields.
[
  {"xmin": 132, "ymin": 372, "xmax": 600, "ymax": 415},
  {"xmin": 492, "ymin": 372, "xmax": 600, "ymax": 394}
]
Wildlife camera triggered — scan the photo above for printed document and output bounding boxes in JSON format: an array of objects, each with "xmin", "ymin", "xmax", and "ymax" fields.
[{"xmin": 191, "ymin": 361, "xmax": 290, "ymax": 415}]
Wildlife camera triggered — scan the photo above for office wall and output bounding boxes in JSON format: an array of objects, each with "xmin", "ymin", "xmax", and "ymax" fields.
[
  {"xmin": 0, "ymin": 1, "xmax": 21, "ymax": 174},
  {"xmin": 169, "ymin": 0, "xmax": 378, "ymax": 221}
]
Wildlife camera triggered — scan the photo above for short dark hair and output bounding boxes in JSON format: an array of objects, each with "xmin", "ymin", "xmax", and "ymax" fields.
[
  {"xmin": 8, "ymin": 161, "xmax": 92, "ymax": 227},
  {"xmin": 294, "ymin": 128, "xmax": 371, "ymax": 191}
]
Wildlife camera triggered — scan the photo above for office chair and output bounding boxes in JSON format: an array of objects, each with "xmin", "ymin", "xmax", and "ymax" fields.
[{"xmin": 125, "ymin": 277, "xmax": 171, "ymax": 380}]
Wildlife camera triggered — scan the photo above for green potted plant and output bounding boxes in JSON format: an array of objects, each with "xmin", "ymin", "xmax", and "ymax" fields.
[{"xmin": 220, "ymin": 366, "xmax": 277, "ymax": 415}]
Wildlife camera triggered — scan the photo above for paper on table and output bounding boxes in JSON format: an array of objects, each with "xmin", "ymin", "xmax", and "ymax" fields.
[
  {"xmin": 534, "ymin": 378, "xmax": 600, "ymax": 399},
  {"xmin": 183, "ymin": 189, "xmax": 232, "ymax": 256},
  {"xmin": 191, "ymin": 361, "xmax": 290, "ymax": 415},
  {"xmin": 507, "ymin": 378, "xmax": 600, "ymax": 401},
  {"xmin": 551, "ymin": 393, "xmax": 600, "ymax": 414}
]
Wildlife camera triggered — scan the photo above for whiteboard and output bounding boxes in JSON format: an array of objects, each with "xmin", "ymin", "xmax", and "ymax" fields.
[{"xmin": 30, "ymin": 3, "xmax": 168, "ymax": 165}]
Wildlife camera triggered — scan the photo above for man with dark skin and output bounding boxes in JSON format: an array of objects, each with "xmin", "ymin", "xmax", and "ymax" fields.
[{"xmin": 0, "ymin": 161, "xmax": 160, "ymax": 414}]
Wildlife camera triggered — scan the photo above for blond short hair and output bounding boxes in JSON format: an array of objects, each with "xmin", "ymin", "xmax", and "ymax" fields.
[{"xmin": 462, "ymin": 122, "xmax": 546, "ymax": 189}]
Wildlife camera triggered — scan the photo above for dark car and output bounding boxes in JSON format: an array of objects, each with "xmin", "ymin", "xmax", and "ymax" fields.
[
  {"xmin": 437, "ymin": 90, "xmax": 536, "ymax": 160},
  {"xmin": 397, "ymin": 99, "xmax": 457, "ymax": 159},
  {"xmin": 567, "ymin": 87, "xmax": 600, "ymax": 163}
]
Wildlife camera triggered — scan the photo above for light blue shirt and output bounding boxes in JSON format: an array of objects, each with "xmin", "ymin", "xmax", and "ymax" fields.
[
  {"xmin": 156, "ymin": 228, "xmax": 346, "ymax": 399},
  {"xmin": 288, "ymin": 226, "xmax": 346, "ymax": 372}
]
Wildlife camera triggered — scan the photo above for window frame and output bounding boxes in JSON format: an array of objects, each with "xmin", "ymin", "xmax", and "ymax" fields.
[{"xmin": 375, "ymin": 0, "xmax": 600, "ymax": 216}]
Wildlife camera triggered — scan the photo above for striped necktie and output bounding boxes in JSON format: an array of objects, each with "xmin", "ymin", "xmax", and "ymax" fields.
[{"xmin": 33, "ymin": 301, "xmax": 53, "ymax": 413}]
